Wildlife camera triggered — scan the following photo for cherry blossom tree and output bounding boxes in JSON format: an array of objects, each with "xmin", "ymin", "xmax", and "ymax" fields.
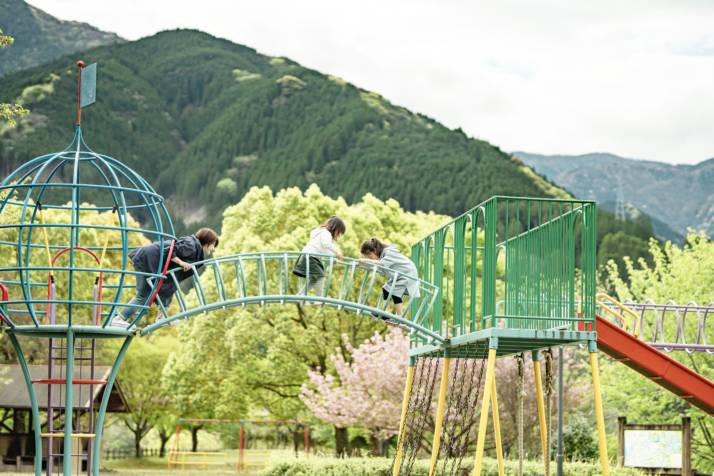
[{"xmin": 301, "ymin": 328, "xmax": 408, "ymax": 455}]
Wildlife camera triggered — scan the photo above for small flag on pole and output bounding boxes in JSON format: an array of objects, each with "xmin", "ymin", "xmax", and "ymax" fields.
[{"xmin": 80, "ymin": 63, "xmax": 97, "ymax": 108}]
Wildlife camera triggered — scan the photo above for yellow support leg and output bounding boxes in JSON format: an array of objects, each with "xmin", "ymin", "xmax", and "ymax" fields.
[
  {"xmin": 428, "ymin": 358, "xmax": 450, "ymax": 476},
  {"xmin": 471, "ymin": 347, "xmax": 497, "ymax": 476},
  {"xmin": 589, "ymin": 349, "xmax": 611, "ymax": 476},
  {"xmin": 533, "ymin": 352, "xmax": 548, "ymax": 470},
  {"xmin": 392, "ymin": 365, "xmax": 415, "ymax": 476},
  {"xmin": 490, "ymin": 374, "xmax": 505, "ymax": 476}
]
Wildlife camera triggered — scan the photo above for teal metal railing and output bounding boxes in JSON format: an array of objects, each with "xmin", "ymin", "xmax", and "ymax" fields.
[
  {"xmin": 411, "ymin": 196, "xmax": 597, "ymax": 344},
  {"xmin": 141, "ymin": 252, "xmax": 443, "ymax": 342}
]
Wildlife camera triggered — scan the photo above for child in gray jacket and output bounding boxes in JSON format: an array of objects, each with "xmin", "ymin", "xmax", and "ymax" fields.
[{"xmin": 359, "ymin": 238, "xmax": 420, "ymax": 317}]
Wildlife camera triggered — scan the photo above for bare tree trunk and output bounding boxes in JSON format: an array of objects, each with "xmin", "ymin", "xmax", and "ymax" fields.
[
  {"xmin": 335, "ymin": 426, "xmax": 349, "ymax": 458},
  {"xmin": 370, "ymin": 433, "xmax": 383, "ymax": 457},
  {"xmin": 134, "ymin": 429, "xmax": 142, "ymax": 458},
  {"xmin": 292, "ymin": 430, "xmax": 300, "ymax": 457},
  {"xmin": 158, "ymin": 429, "xmax": 171, "ymax": 458},
  {"xmin": 190, "ymin": 425, "xmax": 201, "ymax": 452}
]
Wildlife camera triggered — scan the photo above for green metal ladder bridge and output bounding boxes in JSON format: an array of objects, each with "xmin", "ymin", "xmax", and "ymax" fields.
[
  {"xmin": 141, "ymin": 251, "xmax": 443, "ymax": 339},
  {"xmin": 2, "ymin": 252, "xmax": 444, "ymax": 341}
]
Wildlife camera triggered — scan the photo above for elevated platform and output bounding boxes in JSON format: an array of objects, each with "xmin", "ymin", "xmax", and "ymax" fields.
[
  {"xmin": 8, "ymin": 324, "xmax": 134, "ymax": 339},
  {"xmin": 409, "ymin": 327, "xmax": 597, "ymax": 359}
]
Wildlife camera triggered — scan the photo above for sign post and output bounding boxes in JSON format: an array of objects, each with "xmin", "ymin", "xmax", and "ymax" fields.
[{"xmin": 617, "ymin": 416, "xmax": 692, "ymax": 475}]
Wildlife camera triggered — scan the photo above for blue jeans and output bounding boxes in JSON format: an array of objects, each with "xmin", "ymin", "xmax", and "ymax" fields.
[{"xmin": 119, "ymin": 274, "xmax": 172, "ymax": 321}]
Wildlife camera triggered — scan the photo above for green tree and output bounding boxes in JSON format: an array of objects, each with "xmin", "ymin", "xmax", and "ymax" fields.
[
  {"xmin": 598, "ymin": 231, "xmax": 650, "ymax": 283},
  {"xmin": 154, "ymin": 412, "xmax": 179, "ymax": 458},
  {"xmin": 604, "ymin": 232, "xmax": 714, "ymax": 471},
  {"xmin": 117, "ymin": 334, "xmax": 177, "ymax": 457},
  {"xmin": 0, "ymin": 30, "xmax": 28, "ymax": 126},
  {"xmin": 162, "ymin": 185, "xmax": 448, "ymax": 453}
]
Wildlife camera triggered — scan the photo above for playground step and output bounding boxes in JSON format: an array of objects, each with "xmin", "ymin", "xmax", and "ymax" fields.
[
  {"xmin": 48, "ymin": 356, "xmax": 96, "ymax": 361},
  {"xmin": 41, "ymin": 433, "xmax": 95, "ymax": 438},
  {"xmin": 33, "ymin": 378, "xmax": 106, "ymax": 385}
]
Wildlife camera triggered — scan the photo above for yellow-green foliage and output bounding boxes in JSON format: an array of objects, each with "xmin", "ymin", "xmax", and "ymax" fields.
[
  {"xmin": 0, "ymin": 31, "xmax": 14, "ymax": 47},
  {"xmin": 0, "ymin": 103, "xmax": 28, "ymax": 127},
  {"xmin": 216, "ymin": 177, "xmax": 238, "ymax": 196},
  {"xmin": 260, "ymin": 457, "xmax": 645, "ymax": 476},
  {"xmin": 232, "ymin": 68, "xmax": 261, "ymax": 82},
  {"xmin": 220, "ymin": 184, "xmax": 448, "ymax": 257},
  {"xmin": 19, "ymin": 74, "xmax": 60, "ymax": 105},
  {"xmin": 360, "ymin": 91, "xmax": 389, "ymax": 116},
  {"xmin": 234, "ymin": 154, "xmax": 258, "ymax": 167},
  {"xmin": 276, "ymin": 75, "xmax": 306, "ymax": 92},
  {"xmin": 269, "ymin": 57, "xmax": 286, "ymax": 66},
  {"xmin": 327, "ymin": 75, "xmax": 347, "ymax": 87}
]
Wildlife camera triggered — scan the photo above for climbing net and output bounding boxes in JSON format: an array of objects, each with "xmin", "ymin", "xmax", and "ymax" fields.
[
  {"xmin": 393, "ymin": 357, "xmax": 439, "ymax": 475},
  {"xmin": 393, "ymin": 355, "xmax": 488, "ymax": 476},
  {"xmin": 434, "ymin": 357, "xmax": 488, "ymax": 475}
]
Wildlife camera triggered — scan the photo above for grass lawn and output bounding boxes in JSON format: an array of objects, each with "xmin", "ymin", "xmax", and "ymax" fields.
[
  {"xmin": 104, "ymin": 449, "xmax": 303, "ymax": 475},
  {"xmin": 1, "ymin": 450, "xmax": 302, "ymax": 476}
]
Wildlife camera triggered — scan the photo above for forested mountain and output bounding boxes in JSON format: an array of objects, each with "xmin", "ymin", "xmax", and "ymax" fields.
[
  {"xmin": 0, "ymin": 29, "xmax": 564, "ymax": 232},
  {"xmin": 0, "ymin": 0, "xmax": 122, "ymax": 75},
  {"xmin": 514, "ymin": 152, "xmax": 714, "ymax": 239}
]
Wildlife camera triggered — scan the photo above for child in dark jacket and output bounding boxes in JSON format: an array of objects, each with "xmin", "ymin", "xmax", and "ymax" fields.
[{"xmin": 111, "ymin": 228, "xmax": 220, "ymax": 327}]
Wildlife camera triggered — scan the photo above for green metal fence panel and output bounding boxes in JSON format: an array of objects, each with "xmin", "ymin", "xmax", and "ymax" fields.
[{"xmin": 411, "ymin": 196, "xmax": 597, "ymax": 344}]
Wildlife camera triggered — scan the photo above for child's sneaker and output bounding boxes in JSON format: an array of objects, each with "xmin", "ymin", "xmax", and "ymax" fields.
[{"xmin": 109, "ymin": 316, "xmax": 131, "ymax": 329}]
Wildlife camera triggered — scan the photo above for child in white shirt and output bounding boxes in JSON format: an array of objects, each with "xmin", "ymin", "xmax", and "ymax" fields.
[{"xmin": 292, "ymin": 216, "xmax": 346, "ymax": 297}]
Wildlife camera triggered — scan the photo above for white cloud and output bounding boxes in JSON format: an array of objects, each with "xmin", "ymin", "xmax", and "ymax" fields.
[{"xmin": 27, "ymin": 0, "xmax": 714, "ymax": 164}]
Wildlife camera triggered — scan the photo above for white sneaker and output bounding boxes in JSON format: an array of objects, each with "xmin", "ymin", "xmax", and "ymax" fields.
[{"xmin": 110, "ymin": 316, "xmax": 131, "ymax": 329}]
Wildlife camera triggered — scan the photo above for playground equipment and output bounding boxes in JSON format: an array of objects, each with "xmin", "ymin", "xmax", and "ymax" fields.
[
  {"xmin": 596, "ymin": 296, "xmax": 714, "ymax": 416},
  {"xmin": 167, "ymin": 450, "xmax": 228, "ymax": 470},
  {"xmin": 599, "ymin": 295, "xmax": 714, "ymax": 353},
  {"xmin": 1, "ymin": 61, "xmax": 711, "ymax": 476},
  {"xmin": 168, "ymin": 418, "xmax": 310, "ymax": 471},
  {"xmin": 390, "ymin": 197, "xmax": 608, "ymax": 476},
  {"xmin": 0, "ymin": 62, "xmax": 176, "ymax": 476},
  {"xmin": 389, "ymin": 206, "xmax": 714, "ymax": 475}
]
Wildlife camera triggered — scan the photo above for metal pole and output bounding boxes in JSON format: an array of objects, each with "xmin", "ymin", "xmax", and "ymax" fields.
[
  {"xmin": 490, "ymin": 374, "xmax": 505, "ymax": 476},
  {"xmin": 392, "ymin": 364, "xmax": 415, "ymax": 476},
  {"xmin": 532, "ymin": 351, "xmax": 548, "ymax": 471},
  {"xmin": 63, "ymin": 329, "xmax": 74, "ymax": 476},
  {"xmin": 428, "ymin": 357, "xmax": 450, "ymax": 476},
  {"xmin": 472, "ymin": 345, "xmax": 498, "ymax": 476},
  {"xmin": 8, "ymin": 333, "xmax": 43, "ymax": 476},
  {"xmin": 91, "ymin": 336, "xmax": 133, "ymax": 476},
  {"xmin": 589, "ymin": 342, "xmax": 610, "ymax": 476},
  {"xmin": 556, "ymin": 346, "xmax": 564, "ymax": 476}
]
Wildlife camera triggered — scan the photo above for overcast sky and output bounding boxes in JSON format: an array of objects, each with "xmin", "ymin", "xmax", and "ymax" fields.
[{"xmin": 28, "ymin": 0, "xmax": 714, "ymax": 164}]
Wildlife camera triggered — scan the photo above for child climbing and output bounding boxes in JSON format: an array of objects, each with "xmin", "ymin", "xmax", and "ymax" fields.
[
  {"xmin": 111, "ymin": 228, "xmax": 220, "ymax": 328},
  {"xmin": 359, "ymin": 238, "xmax": 420, "ymax": 318},
  {"xmin": 292, "ymin": 216, "xmax": 346, "ymax": 298}
]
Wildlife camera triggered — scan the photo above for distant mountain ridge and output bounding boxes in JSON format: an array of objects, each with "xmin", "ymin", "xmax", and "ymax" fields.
[
  {"xmin": 0, "ymin": 0, "xmax": 122, "ymax": 76},
  {"xmin": 0, "ymin": 3, "xmax": 658, "ymax": 270},
  {"xmin": 514, "ymin": 152, "xmax": 714, "ymax": 239},
  {"xmin": 0, "ymin": 28, "xmax": 566, "ymax": 232}
]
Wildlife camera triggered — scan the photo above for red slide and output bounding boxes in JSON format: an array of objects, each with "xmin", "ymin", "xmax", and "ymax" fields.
[{"xmin": 596, "ymin": 315, "xmax": 714, "ymax": 416}]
